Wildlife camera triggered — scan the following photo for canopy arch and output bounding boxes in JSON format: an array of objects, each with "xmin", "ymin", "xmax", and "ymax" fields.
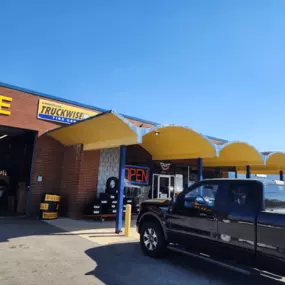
[
  {"xmin": 264, "ymin": 152, "xmax": 285, "ymax": 169},
  {"xmin": 140, "ymin": 125, "xmax": 218, "ymax": 160},
  {"xmin": 46, "ymin": 110, "xmax": 141, "ymax": 150},
  {"xmin": 203, "ymin": 141, "xmax": 265, "ymax": 167}
]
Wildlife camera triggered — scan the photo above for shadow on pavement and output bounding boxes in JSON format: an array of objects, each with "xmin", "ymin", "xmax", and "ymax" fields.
[
  {"xmin": 85, "ymin": 242, "xmax": 284, "ymax": 285},
  {"xmin": 0, "ymin": 216, "xmax": 132, "ymax": 242},
  {"xmin": 45, "ymin": 216, "xmax": 137, "ymax": 232},
  {"xmin": 0, "ymin": 216, "xmax": 66, "ymax": 243}
]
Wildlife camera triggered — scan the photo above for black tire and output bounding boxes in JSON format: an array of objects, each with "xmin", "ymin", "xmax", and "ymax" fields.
[
  {"xmin": 140, "ymin": 221, "xmax": 167, "ymax": 258},
  {"xmin": 106, "ymin": 177, "xmax": 119, "ymax": 194}
]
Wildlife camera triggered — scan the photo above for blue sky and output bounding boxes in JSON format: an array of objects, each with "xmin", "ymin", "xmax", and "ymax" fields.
[{"xmin": 1, "ymin": 1, "xmax": 285, "ymax": 151}]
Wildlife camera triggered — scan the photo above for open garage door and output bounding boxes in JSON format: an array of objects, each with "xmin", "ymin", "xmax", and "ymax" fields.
[{"xmin": 0, "ymin": 125, "xmax": 36, "ymax": 216}]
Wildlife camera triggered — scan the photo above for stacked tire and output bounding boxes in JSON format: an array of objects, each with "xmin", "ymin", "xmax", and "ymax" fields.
[
  {"xmin": 40, "ymin": 193, "xmax": 60, "ymax": 220},
  {"xmin": 99, "ymin": 192, "xmax": 119, "ymax": 214},
  {"xmin": 124, "ymin": 197, "xmax": 140, "ymax": 214},
  {"xmin": 83, "ymin": 177, "xmax": 140, "ymax": 217},
  {"xmin": 84, "ymin": 192, "xmax": 122, "ymax": 216}
]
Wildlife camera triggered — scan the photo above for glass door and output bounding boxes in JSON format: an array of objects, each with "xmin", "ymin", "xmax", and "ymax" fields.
[
  {"xmin": 159, "ymin": 175, "xmax": 171, "ymax": 198},
  {"xmin": 152, "ymin": 174, "xmax": 175, "ymax": 199}
]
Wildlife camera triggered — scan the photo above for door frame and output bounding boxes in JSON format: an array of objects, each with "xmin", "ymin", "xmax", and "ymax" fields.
[{"xmin": 152, "ymin": 174, "xmax": 176, "ymax": 199}]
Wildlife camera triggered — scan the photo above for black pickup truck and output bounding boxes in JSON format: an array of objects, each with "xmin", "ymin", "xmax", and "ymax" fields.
[{"xmin": 136, "ymin": 179, "xmax": 285, "ymax": 275}]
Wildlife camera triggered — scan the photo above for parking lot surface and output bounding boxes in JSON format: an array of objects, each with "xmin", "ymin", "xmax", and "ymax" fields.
[{"xmin": 0, "ymin": 218, "xmax": 283, "ymax": 285}]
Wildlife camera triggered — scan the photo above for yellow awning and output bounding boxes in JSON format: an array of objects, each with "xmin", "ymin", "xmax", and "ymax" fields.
[
  {"xmin": 237, "ymin": 152, "xmax": 285, "ymax": 174},
  {"xmin": 47, "ymin": 111, "xmax": 141, "ymax": 150},
  {"xmin": 203, "ymin": 142, "xmax": 265, "ymax": 167},
  {"xmin": 140, "ymin": 125, "xmax": 218, "ymax": 160},
  {"xmin": 237, "ymin": 168, "xmax": 283, "ymax": 175},
  {"xmin": 265, "ymin": 152, "xmax": 285, "ymax": 169}
]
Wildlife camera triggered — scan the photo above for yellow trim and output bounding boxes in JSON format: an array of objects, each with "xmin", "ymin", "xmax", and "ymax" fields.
[
  {"xmin": 42, "ymin": 212, "xmax": 58, "ymax": 219},
  {"xmin": 44, "ymin": 194, "xmax": 61, "ymax": 202},
  {"xmin": 40, "ymin": 203, "xmax": 49, "ymax": 210}
]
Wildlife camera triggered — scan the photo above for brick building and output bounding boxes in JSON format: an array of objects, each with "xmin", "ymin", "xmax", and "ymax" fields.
[
  {"xmin": 0, "ymin": 82, "xmax": 156, "ymax": 218},
  {"xmin": 0, "ymin": 82, "xmax": 228, "ymax": 219}
]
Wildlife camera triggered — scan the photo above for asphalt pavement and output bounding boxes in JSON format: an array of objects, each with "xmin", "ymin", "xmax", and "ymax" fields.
[{"xmin": 0, "ymin": 217, "xmax": 283, "ymax": 285}]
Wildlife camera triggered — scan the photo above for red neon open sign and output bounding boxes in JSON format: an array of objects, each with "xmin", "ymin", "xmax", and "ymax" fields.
[{"xmin": 125, "ymin": 165, "xmax": 149, "ymax": 185}]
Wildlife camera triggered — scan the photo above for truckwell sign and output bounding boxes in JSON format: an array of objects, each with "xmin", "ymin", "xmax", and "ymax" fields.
[
  {"xmin": 37, "ymin": 99, "xmax": 98, "ymax": 124},
  {"xmin": 125, "ymin": 165, "xmax": 149, "ymax": 185}
]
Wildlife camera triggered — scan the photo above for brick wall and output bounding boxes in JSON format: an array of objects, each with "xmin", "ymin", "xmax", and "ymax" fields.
[
  {"xmin": 29, "ymin": 135, "xmax": 64, "ymax": 215},
  {"xmin": 77, "ymin": 150, "xmax": 100, "ymax": 216},
  {"xmin": 0, "ymin": 86, "xmax": 155, "ymax": 135},
  {"xmin": 60, "ymin": 144, "xmax": 83, "ymax": 218},
  {"xmin": 0, "ymin": 86, "xmax": 63, "ymax": 135},
  {"xmin": 30, "ymin": 137, "xmax": 100, "ymax": 218}
]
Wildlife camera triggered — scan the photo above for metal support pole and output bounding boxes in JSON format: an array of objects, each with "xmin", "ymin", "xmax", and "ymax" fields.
[
  {"xmin": 246, "ymin": 165, "xmax": 251, "ymax": 179},
  {"xmin": 235, "ymin": 169, "xmax": 238, "ymax": 178},
  {"xmin": 116, "ymin": 145, "xmax": 126, "ymax": 234},
  {"xmin": 198, "ymin": 158, "xmax": 203, "ymax": 181},
  {"xmin": 280, "ymin": 170, "xmax": 284, "ymax": 181},
  {"xmin": 26, "ymin": 131, "xmax": 37, "ymax": 217},
  {"xmin": 187, "ymin": 166, "xmax": 190, "ymax": 185}
]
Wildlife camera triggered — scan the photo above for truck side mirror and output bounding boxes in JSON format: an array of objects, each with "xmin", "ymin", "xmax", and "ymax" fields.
[{"xmin": 195, "ymin": 195, "xmax": 206, "ymax": 205}]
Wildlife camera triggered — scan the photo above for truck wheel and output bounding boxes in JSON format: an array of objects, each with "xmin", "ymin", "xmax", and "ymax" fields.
[{"xmin": 140, "ymin": 221, "xmax": 167, "ymax": 258}]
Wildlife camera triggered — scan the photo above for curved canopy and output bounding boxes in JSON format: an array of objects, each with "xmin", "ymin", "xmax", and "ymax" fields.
[
  {"xmin": 203, "ymin": 141, "xmax": 265, "ymax": 167},
  {"xmin": 265, "ymin": 152, "xmax": 285, "ymax": 169},
  {"xmin": 237, "ymin": 167, "xmax": 284, "ymax": 175},
  {"xmin": 47, "ymin": 111, "xmax": 141, "ymax": 150},
  {"xmin": 237, "ymin": 152, "xmax": 285, "ymax": 174},
  {"xmin": 140, "ymin": 125, "xmax": 218, "ymax": 160}
]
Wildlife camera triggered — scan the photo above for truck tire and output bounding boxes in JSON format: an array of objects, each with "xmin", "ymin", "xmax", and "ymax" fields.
[{"xmin": 140, "ymin": 221, "xmax": 167, "ymax": 258}]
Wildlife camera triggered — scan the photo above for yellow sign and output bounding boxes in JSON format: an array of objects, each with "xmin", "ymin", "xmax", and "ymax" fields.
[
  {"xmin": 42, "ymin": 212, "xmax": 58, "ymax": 219},
  {"xmin": 40, "ymin": 203, "xmax": 49, "ymax": 210},
  {"xmin": 37, "ymin": 99, "xmax": 98, "ymax": 124},
  {"xmin": 0, "ymin": 95, "xmax": 12, "ymax": 116},
  {"xmin": 44, "ymin": 194, "xmax": 61, "ymax": 202}
]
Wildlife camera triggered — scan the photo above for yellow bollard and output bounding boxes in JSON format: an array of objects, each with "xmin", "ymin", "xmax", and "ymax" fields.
[{"xmin": 124, "ymin": 204, "xmax": 132, "ymax": 237}]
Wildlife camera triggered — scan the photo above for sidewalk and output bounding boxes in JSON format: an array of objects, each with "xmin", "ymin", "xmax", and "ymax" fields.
[{"xmin": 44, "ymin": 217, "xmax": 139, "ymax": 246}]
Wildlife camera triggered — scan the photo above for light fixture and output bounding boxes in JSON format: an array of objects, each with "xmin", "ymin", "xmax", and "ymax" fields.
[
  {"xmin": 155, "ymin": 131, "xmax": 160, "ymax": 136},
  {"xmin": 0, "ymin": 134, "xmax": 8, "ymax": 140}
]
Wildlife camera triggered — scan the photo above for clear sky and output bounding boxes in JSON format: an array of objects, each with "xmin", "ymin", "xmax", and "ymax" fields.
[{"xmin": 1, "ymin": 1, "xmax": 285, "ymax": 151}]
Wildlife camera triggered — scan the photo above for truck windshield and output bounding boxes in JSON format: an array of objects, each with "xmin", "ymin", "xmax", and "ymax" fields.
[{"xmin": 264, "ymin": 182, "xmax": 285, "ymax": 209}]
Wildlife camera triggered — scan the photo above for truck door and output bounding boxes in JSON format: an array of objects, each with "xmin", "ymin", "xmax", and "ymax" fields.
[
  {"xmin": 167, "ymin": 181, "xmax": 220, "ymax": 250},
  {"xmin": 216, "ymin": 181, "xmax": 261, "ymax": 263},
  {"xmin": 256, "ymin": 181, "xmax": 285, "ymax": 274}
]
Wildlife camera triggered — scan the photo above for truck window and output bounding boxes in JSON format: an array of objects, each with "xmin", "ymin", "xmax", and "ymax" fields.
[
  {"xmin": 185, "ymin": 184, "xmax": 218, "ymax": 208},
  {"xmin": 229, "ymin": 183, "xmax": 258, "ymax": 212},
  {"xmin": 264, "ymin": 182, "xmax": 285, "ymax": 210}
]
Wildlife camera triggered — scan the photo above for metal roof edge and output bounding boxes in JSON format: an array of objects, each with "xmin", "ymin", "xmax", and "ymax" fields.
[
  {"xmin": 0, "ymin": 81, "xmax": 159, "ymax": 126},
  {"xmin": 206, "ymin": 135, "xmax": 228, "ymax": 143}
]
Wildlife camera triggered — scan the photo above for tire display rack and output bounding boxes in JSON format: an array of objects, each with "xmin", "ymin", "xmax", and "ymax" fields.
[{"xmin": 84, "ymin": 177, "xmax": 141, "ymax": 222}]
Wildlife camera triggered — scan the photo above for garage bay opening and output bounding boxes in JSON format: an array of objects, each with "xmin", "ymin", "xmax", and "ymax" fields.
[{"xmin": 0, "ymin": 125, "xmax": 36, "ymax": 216}]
